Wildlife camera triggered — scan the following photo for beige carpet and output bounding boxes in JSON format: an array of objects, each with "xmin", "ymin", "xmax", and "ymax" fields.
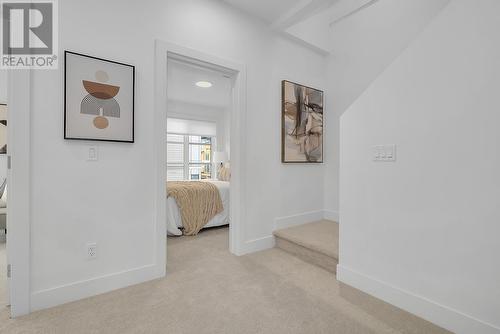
[
  {"xmin": 0, "ymin": 227, "xmax": 450, "ymax": 334},
  {"xmin": 274, "ymin": 220, "xmax": 339, "ymax": 259}
]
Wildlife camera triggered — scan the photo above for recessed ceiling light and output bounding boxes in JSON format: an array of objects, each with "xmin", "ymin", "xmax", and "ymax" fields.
[{"xmin": 195, "ymin": 81, "xmax": 213, "ymax": 88}]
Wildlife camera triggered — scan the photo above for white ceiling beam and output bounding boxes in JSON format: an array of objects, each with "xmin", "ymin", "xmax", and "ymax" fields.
[
  {"xmin": 328, "ymin": 0, "xmax": 380, "ymax": 27},
  {"xmin": 271, "ymin": 0, "xmax": 337, "ymax": 30},
  {"xmin": 274, "ymin": 0, "xmax": 380, "ymax": 55}
]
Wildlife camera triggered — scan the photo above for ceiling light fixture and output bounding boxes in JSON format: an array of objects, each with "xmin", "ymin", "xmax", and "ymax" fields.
[{"xmin": 195, "ymin": 81, "xmax": 213, "ymax": 88}]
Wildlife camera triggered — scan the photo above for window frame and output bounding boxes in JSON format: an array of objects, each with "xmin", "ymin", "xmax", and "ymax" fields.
[{"xmin": 167, "ymin": 133, "xmax": 214, "ymax": 181}]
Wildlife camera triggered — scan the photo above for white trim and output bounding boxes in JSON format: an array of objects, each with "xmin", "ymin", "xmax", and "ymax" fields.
[
  {"xmin": 155, "ymin": 40, "xmax": 247, "ymax": 257},
  {"xmin": 153, "ymin": 41, "xmax": 168, "ymax": 281},
  {"xmin": 323, "ymin": 209, "xmax": 339, "ymax": 222},
  {"xmin": 240, "ymin": 236, "xmax": 275, "ymax": 255},
  {"xmin": 329, "ymin": 0, "xmax": 380, "ymax": 27},
  {"xmin": 31, "ymin": 264, "xmax": 158, "ymax": 312},
  {"xmin": 274, "ymin": 210, "xmax": 324, "ymax": 230},
  {"xmin": 337, "ymin": 265, "xmax": 500, "ymax": 334},
  {"xmin": 7, "ymin": 70, "xmax": 32, "ymax": 317}
]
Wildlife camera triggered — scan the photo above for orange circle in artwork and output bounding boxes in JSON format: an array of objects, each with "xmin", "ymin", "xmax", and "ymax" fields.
[{"xmin": 93, "ymin": 116, "xmax": 109, "ymax": 129}]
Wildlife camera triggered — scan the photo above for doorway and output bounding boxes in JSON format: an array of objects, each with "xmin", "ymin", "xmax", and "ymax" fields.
[
  {"xmin": 165, "ymin": 56, "xmax": 233, "ymax": 265},
  {"xmin": 0, "ymin": 72, "xmax": 7, "ymax": 310},
  {"xmin": 0, "ymin": 68, "xmax": 32, "ymax": 317},
  {"xmin": 0, "ymin": 69, "xmax": 31, "ymax": 317},
  {"xmin": 154, "ymin": 41, "xmax": 247, "ymax": 265}
]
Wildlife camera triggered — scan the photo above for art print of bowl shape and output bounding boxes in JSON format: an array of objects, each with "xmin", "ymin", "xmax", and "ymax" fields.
[{"xmin": 80, "ymin": 70, "xmax": 121, "ymax": 129}]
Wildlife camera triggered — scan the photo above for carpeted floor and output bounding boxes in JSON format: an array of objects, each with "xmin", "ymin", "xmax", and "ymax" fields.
[{"xmin": 0, "ymin": 227, "xmax": 450, "ymax": 334}]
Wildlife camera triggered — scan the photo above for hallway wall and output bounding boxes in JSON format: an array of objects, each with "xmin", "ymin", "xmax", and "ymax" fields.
[
  {"xmin": 339, "ymin": 1, "xmax": 500, "ymax": 332},
  {"xmin": 28, "ymin": 0, "xmax": 327, "ymax": 310},
  {"xmin": 323, "ymin": 0, "xmax": 450, "ymax": 221}
]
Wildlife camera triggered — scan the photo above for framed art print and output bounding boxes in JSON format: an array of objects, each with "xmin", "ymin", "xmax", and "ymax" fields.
[
  {"xmin": 64, "ymin": 51, "xmax": 135, "ymax": 142},
  {"xmin": 281, "ymin": 80, "xmax": 323, "ymax": 163}
]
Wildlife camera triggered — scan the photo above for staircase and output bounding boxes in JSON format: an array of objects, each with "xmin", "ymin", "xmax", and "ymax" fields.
[{"xmin": 273, "ymin": 220, "xmax": 339, "ymax": 273}]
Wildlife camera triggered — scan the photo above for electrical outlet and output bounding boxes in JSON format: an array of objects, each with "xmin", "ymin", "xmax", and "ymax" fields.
[{"xmin": 87, "ymin": 243, "xmax": 97, "ymax": 259}]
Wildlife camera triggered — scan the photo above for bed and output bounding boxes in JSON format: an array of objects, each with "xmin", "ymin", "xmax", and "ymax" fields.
[{"xmin": 166, "ymin": 180, "xmax": 230, "ymax": 236}]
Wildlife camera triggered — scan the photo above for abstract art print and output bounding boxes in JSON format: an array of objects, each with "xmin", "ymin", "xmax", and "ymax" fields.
[
  {"xmin": 64, "ymin": 51, "xmax": 135, "ymax": 142},
  {"xmin": 281, "ymin": 80, "xmax": 323, "ymax": 163}
]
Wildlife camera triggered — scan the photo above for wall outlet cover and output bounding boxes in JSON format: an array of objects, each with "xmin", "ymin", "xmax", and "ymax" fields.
[{"xmin": 87, "ymin": 243, "xmax": 97, "ymax": 259}]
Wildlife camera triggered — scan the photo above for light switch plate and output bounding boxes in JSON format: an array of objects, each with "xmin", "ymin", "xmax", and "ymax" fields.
[
  {"xmin": 373, "ymin": 144, "xmax": 396, "ymax": 162},
  {"xmin": 88, "ymin": 145, "xmax": 98, "ymax": 161}
]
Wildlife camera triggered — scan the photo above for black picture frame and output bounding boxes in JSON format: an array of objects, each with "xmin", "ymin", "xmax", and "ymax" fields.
[{"xmin": 64, "ymin": 50, "xmax": 135, "ymax": 143}]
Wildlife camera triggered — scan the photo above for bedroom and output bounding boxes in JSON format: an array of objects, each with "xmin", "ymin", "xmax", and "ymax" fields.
[{"xmin": 165, "ymin": 56, "xmax": 233, "ymax": 255}]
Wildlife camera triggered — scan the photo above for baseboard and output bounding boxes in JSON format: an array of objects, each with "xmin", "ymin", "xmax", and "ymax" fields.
[
  {"xmin": 31, "ymin": 263, "xmax": 164, "ymax": 312},
  {"xmin": 275, "ymin": 210, "xmax": 324, "ymax": 230},
  {"xmin": 240, "ymin": 235, "xmax": 275, "ymax": 255},
  {"xmin": 323, "ymin": 210, "xmax": 339, "ymax": 222},
  {"xmin": 337, "ymin": 265, "xmax": 500, "ymax": 334},
  {"xmin": 238, "ymin": 208, "xmax": 337, "ymax": 256}
]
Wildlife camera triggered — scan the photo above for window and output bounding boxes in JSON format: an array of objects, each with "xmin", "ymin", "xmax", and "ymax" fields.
[
  {"xmin": 166, "ymin": 134, "xmax": 185, "ymax": 181},
  {"xmin": 167, "ymin": 134, "xmax": 213, "ymax": 181}
]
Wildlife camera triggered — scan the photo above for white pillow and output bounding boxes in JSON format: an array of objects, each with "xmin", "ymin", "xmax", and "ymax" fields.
[
  {"xmin": 219, "ymin": 167, "xmax": 231, "ymax": 181},
  {"xmin": 1, "ymin": 184, "xmax": 6, "ymax": 201}
]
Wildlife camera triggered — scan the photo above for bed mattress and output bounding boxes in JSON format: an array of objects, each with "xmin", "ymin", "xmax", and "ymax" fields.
[{"xmin": 166, "ymin": 180, "xmax": 230, "ymax": 235}]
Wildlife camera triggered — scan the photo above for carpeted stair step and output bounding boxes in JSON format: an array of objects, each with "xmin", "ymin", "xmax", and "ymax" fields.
[{"xmin": 273, "ymin": 220, "xmax": 339, "ymax": 273}]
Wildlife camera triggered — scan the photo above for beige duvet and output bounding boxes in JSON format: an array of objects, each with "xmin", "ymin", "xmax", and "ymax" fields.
[{"xmin": 166, "ymin": 181, "xmax": 223, "ymax": 235}]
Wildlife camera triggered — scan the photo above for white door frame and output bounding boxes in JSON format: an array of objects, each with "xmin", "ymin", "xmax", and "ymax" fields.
[
  {"xmin": 6, "ymin": 69, "xmax": 32, "ymax": 317},
  {"xmin": 154, "ymin": 40, "xmax": 247, "ymax": 256}
]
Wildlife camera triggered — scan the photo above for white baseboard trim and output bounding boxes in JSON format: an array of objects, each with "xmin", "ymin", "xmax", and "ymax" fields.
[
  {"xmin": 241, "ymin": 209, "xmax": 340, "ymax": 256},
  {"xmin": 337, "ymin": 265, "xmax": 500, "ymax": 334},
  {"xmin": 323, "ymin": 210, "xmax": 339, "ymax": 222},
  {"xmin": 274, "ymin": 210, "xmax": 324, "ymax": 230},
  {"xmin": 31, "ymin": 263, "xmax": 163, "ymax": 312},
  {"xmin": 240, "ymin": 235, "xmax": 275, "ymax": 255}
]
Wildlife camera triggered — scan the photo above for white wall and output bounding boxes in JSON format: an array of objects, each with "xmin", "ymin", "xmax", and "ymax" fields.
[
  {"xmin": 0, "ymin": 70, "xmax": 7, "ymax": 182},
  {"xmin": 339, "ymin": 0, "xmax": 500, "ymax": 333},
  {"xmin": 323, "ymin": 0, "xmax": 450, "ymax": 220},
  {"xmin": 29, "ymin": 0, "xmax": 327, "ymax": 310},
  {"xmin": 0, "ymin": 70, "xmax": 7, "ymax": 103}
]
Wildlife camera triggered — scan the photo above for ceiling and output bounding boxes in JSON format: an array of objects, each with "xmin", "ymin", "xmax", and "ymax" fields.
[
  {"xmin": 221, "ymin": 0, "xmax": 340, "ymax": 53},
  {"xmin": 222, "ymin": 0, "xmax": 303, "ymax": 23},
  {"xmin": 221, "ymin": 0, "xmax": 449, "ymax": 56},
  {"xmin": 167, "ymin": 59, "xmax": 232, "ymax": 109}
]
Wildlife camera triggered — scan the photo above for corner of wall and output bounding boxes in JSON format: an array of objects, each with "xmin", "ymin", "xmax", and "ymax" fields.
[
  {"xmin": 240, "ymin": 235, "xmax": 276, "ymax": 255},
  {"xmin": 323, "ymin": 210, "xmax": 339, "ymax": 222},
  {"xmin": 241, "ymin": 209, "xmax": 339, "ymax": 256}
]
